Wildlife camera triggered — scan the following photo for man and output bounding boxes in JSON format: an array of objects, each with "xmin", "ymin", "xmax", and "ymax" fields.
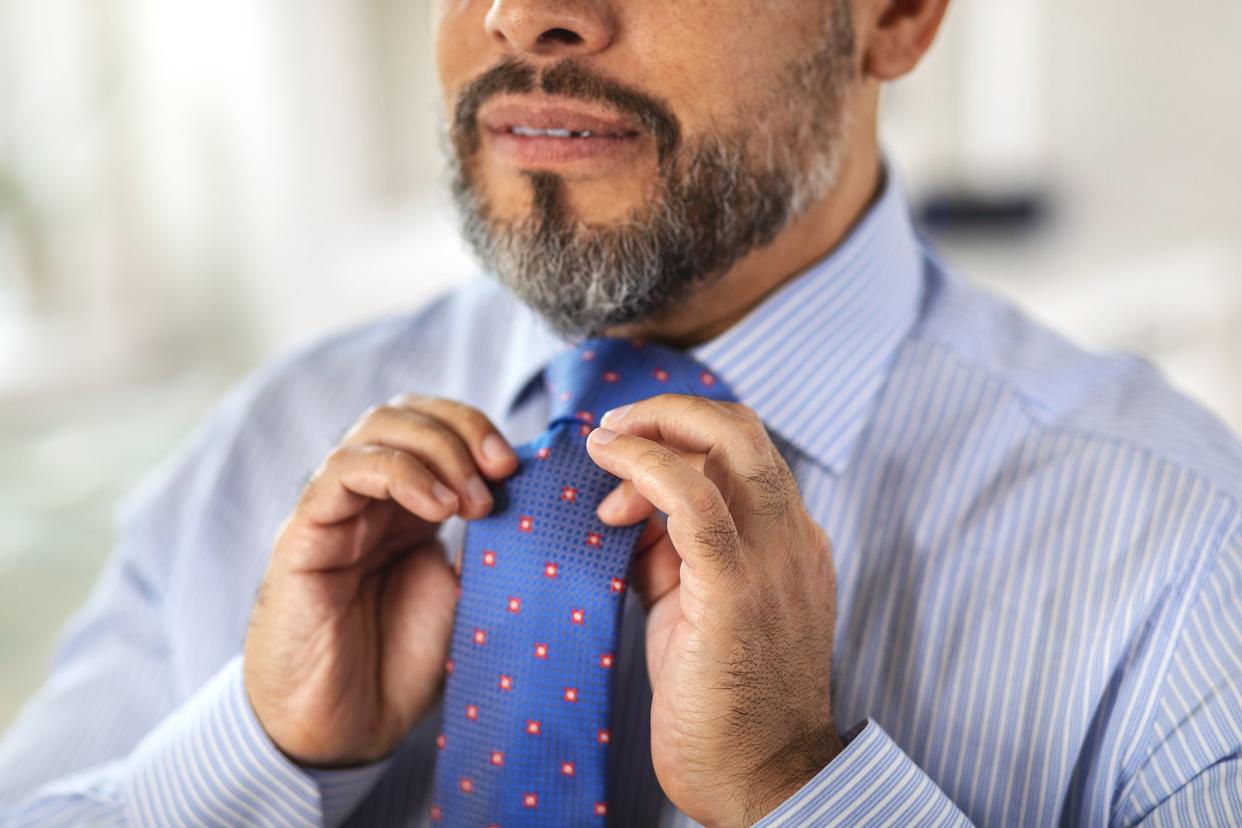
[{"xmin": 2, "ymin": 0, "xmax": 1240, "ymax": 824}]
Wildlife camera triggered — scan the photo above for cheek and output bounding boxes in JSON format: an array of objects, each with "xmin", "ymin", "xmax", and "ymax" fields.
[
  {"xmin": 433, "ymin": 2, "xmax": 493, "ymax": 104},
  {"xmin": 624, "ymin": 8, "xmax": 805, "ymax": 136}
]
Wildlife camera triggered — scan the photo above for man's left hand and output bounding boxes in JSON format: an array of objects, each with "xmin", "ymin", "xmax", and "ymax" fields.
[{"xmin": 585, "ymin": 394, "xmax": 844, "ymax": 827}]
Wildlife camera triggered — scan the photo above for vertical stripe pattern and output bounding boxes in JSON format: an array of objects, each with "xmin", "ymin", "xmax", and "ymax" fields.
[{"xmin": 2, "ymin": 174, "xmax": 1241, "ymax": 827}]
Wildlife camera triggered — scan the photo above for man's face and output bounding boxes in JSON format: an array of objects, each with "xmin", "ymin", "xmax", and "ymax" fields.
[{"xmin": 435, "ymin": 0, "xmax": 859, "ymax": 339}]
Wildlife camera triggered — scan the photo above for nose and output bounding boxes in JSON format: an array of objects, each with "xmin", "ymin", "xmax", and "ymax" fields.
[{"xmin": 485, "ymin": 0, "xmax": 615, "ymax": 58}]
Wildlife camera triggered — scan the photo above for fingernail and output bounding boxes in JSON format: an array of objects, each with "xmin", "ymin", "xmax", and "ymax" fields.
[
  {"xmin": 590, "ymin": 427, "xmax": 617, "ymax": 444},
  {"xmin": 431, "ymin": 480, "xmax": 458, "ymax": 506},
  {"xmin": 482, "ymin": 433, "xmax": 512, "ymax": 463},
  {"xmin": 601, "ymin": 404, "xmax": 632, "ymax": 425},
  {"xmin": 465, "ymin": 475, "xmax": 491, "ymax": 504}
]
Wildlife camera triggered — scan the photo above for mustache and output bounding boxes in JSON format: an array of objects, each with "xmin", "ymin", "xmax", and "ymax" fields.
[{"xmin": 452, "ymin": 58, "xmax": 681, "ymax": 166}]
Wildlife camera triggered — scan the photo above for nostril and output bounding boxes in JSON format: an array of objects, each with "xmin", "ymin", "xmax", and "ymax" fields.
[{"xmin": 538, "ymin": 27, "xmax": 583, "ymax": 46}]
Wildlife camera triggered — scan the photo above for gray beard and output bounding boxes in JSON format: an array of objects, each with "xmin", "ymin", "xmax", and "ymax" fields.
[{"xmin": 446, "ymin": 6, "xmax": 855, "ymax": 341}]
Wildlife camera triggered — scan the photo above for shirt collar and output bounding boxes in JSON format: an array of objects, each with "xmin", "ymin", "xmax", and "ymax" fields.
[{"xmin": 495, "ymin": 166, "xmax": 926, "ymax": 475}]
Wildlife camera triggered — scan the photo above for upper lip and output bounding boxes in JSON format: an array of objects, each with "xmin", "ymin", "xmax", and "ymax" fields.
[{"xmin": 479, "ymin": 98, "xmax": 642, "ymax": 137}]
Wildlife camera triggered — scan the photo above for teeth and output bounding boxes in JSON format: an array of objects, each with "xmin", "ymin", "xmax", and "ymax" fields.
[{"xmin": 510, "ymin": 127, "xmax": 596, "ymax": 138}]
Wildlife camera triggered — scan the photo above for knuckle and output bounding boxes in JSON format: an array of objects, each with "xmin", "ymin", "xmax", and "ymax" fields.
[
  {"xmin": 683, "ymin": 394, "xmax": 719, "ymax": 416},
  {"xmin": 685, "ymin": 481, "xmax": 723, "ymax": 517},
  {"xmin": 323, "ymin": 444, "xmax": 356, "ymax": 469},
  {"xmin": 345, "ymin": 403, "xmax": 398, "ymax": 441},
  {"xmin": 377, "ymin": 445, "xmax": 417, "ymax": 475},
  {"xmin": 693, "ymin": 516, "xmax": 742, "ymax": 572},
  {"xmin": 360, "ymin": 403, "xmax": 391, "ymax": 426},
  {"xmin": 740, "ymin": 417, "xmax": 771, "ymax": 453},
  {"xmin": 387, "ymin": 392, "xmax": 425, "ymax": 408},
  {"xmin": 634, "ymin": 445, "xmax": 678, "ymax": 480},
  {"xmin": 451, "ymin": 403, "xmax": 493, "ymax": 433},
  {"xmin": 743, "ymin": 463, "xmax": 791, "ymax": 520}
]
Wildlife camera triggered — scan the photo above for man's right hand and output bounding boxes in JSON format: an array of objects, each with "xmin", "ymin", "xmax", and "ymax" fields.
[{"xmin": 243, "ymin": 394, "xmax": 519, "ymax": 768}]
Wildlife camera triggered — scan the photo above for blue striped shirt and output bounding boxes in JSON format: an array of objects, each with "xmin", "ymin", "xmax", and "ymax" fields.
[{"xmin": 3, "ymin": 171, "xmax": 1241, "ymax": 826}]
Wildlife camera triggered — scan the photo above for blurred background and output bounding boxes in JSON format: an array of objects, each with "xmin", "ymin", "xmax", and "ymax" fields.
[{"xmin": 2, "ymin": 1, "xmax": 1240, "ymax": 724}]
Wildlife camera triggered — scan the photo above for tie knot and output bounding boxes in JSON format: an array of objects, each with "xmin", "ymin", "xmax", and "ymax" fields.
[{"xmin": 543, "ymin": 336, "xmax": 737, "ymax": 429}]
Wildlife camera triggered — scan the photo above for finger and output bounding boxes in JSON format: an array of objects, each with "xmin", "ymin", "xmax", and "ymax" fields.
[
  {"xmin": 601, "ymin": 394, "xmax": 798, "ymax": 540},
  {"xmin": 389, "ymin": 394, "xmax": 519, "ymax": 480},
  {"xmin": 597, "ymin": 479, "xmax": 656, "ymax": 526},
  {"xmin": 599, "ymin": 394, "xmax": 769, "ymax": 469},
  {"xmin": 299, "ymin": 443, "xmax": 458, "ymax": 533},
  {"xmin": 344, "ymin": 402, "xmax": 497, "ymax": 519},
  {"xmin": 586, "ymin": 428, "xmax": 742, "ymax": 578},
  {"xmin": 596, "ymin": 447, "xmax": 704, "ymax": 525}
]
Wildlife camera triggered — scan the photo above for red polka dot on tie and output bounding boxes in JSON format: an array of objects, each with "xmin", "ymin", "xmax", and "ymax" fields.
[
  {"xmin": 564, "ymin": 686, "xmax": 579, "ymax": 703},
  {"xmin": 445, "ymin": 659, "xmax": 454, "ymax": 674},
  {"xmin": 436, "ymin": 733, "xmax": 446, "ymax": 749},
  {"xmin": 491, "ymin": 750, "xmax": 504, "ymax": 766},
  {"xmin": 482, "ymin": 549, "xmax": 497, "ymax": 566},
  {"xmin": 654, "ymin": 368, "xmax": 669, "ymax": 382},
  {"xmin": 537, "ymin": 446, "xmax": 551, "ymax": 459},
  {"xmin": 561, "ymin": 485, "xmax": 577, "ymax": 502},
  {"xmin": 586, "ymin": 532, "xmax": 602, "ymax": 547},
  {"xmin": 519, "ymin": 515, "xmax": 533, "ymax": 532},
  {"xmin": 459, "ymin": 777, "xmax": 474, "ymax": 794},
  {"xmin": 599, "ymin": 653, "xmax": 614, "ymax": 669},
  {"xmin": 581, "ymin": 350, "xmax": 596, "ymax": 360},
  {"xmin": 473, "ymin": 628, "xmax": 487, "ymax": 645},
  {"xmin": 544, "ymin": 562, "xmax": 559, "ymax": 578},
  {"xmin": 576, "ymin": 410, "xmax": 593, "ymax": 423},
  {"xmin": 701, "ymin": 371, "xmax": 716, "ymax": 386},
  {"xmin": 561, "ymin": 760, "xmax": 575, "ymax": 776},
  {"xmin": 598, "ymin": 728, "xmax": 610, "ymax": 744},
  {"xmin": 603, "ymin": 371, "xmax": 619, "ymax": 383},
  {"xmin": 579, "ymin": 423, "xmax": 592, "ymax": 436},
  {"xmin": 571, "ymin": 608, "xmax": 585, "ymax": 624},
  {"xmin": 507, "ymin": 596, "xmax": 521, "ymax": 613},
  {"xmin": 523, "ymin": 792, "xmax": 539, "ymax": 808},
  {"xmin": 527, "ymin": 719, "xmax": 541, "ymax": 735},
  {"xmin": 595, "ymin": 802, "xmax": 608, "ymax": 816},
  {"xmin": 534, "ymin": 642, "xmax": 549, "ymax": 659},
  {"xmin": 499, "ymin": 674, "xmax": 513, "ymax": 691},
  {"xmin": 466, "ymin": 704, "xmax": 478, "ymax": 720},
  {"xmin": 610, "ymin": 576, "xmax": 625, "ymax": 592},
  {"xmin": 430, "ymin": 804, "xmax": 442, "ymax": 822}
]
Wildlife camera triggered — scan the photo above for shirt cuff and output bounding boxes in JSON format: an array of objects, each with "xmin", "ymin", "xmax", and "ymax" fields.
[
  {"xmin": 306, "ymin": 760, "xmax": 394, "ymax": 827},
  {"xmin": 752, "ymin": 718, "xmax": 972, "ymax": 827},
  {"xmin": 124, "ymin": 655, "xmax": 387, "ymax": 827}
]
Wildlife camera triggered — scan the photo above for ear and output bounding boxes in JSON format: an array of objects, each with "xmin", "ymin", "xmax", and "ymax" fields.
[{"xmin": 860, "ymin": 0, "xmax": 952, "ymax": 81}]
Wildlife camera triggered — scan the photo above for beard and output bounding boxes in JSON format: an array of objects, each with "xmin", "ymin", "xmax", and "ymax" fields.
[{"xmin": 445, "ymin": 4, "xmax": 856, "ymax": 341}]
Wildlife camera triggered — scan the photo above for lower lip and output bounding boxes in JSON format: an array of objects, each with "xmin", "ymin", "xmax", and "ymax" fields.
[{"xmin": 486, "ymin": 128, "xmax": 642, "ymax": 167}]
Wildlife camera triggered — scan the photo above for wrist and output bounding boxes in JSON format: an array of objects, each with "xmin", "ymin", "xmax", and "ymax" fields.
[{"xmin": 736, "ymin": 722, "xmax": 845, "ymax": 826}]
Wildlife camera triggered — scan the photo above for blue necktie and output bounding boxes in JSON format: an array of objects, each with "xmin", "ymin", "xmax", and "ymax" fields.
[{"xmin": 430, "ymin": 336, "xmax": 737, "ymax": 826}]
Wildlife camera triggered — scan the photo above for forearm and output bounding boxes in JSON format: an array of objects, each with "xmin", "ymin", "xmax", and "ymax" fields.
[{"xmin": 4, "ymin": 657, "xmax": 391, "ymax": 828}]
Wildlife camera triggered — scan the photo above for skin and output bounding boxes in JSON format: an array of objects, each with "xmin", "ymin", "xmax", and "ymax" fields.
[{"xmin": 244, "ymin": 0, "xmax": 950, "ymax": 825}]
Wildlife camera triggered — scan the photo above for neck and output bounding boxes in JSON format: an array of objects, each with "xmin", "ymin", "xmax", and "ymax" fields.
[{"xmin": 603, "ymin": 135, "xmax": 883, "ymax": 349}]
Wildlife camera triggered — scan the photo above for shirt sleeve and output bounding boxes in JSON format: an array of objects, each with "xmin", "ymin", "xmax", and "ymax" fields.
[
  {"xmin": 4, "ymin": 655, "xmax": 393, "ymax": 827},
  {"xmin": 756, "ymin": 522, "xmax": 1242, "ymax": 828},
  {"xmin": 1112, "ymin": 525, "xmax": 1242, "ymax": 827},
  {"xmin": 751, "ymin": 718, "xmax": 973, "ymax": 827},
  {"xmin": 0, "ymin": 371, "xmax": 394, "ymax": 827}
]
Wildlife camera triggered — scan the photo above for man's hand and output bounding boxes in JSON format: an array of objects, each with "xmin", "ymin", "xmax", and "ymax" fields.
[
  {"xmin": 586, "ymin": 394, "xmax": 843, "ymax": 827},
  {"xmin": 243, "ymin": 394, "xmax": 518, "ymax": 767}
]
